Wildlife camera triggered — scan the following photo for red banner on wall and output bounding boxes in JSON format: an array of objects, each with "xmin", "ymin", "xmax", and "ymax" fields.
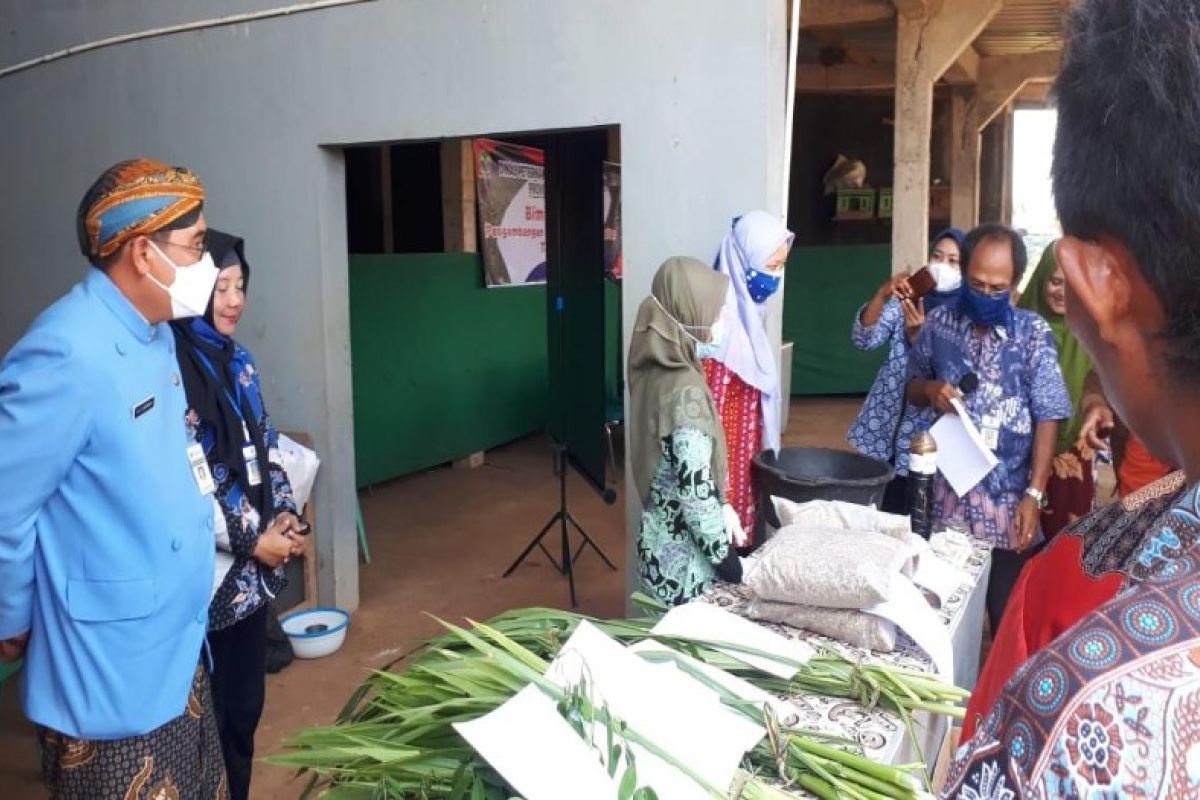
[{"xmin": 474, "ymin": 138, "xmax": 547, "ymax": 287}]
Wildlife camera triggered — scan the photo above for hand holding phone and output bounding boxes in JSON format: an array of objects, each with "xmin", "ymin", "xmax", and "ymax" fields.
[{"xmin": 906, "ymin": 266, "xmax": 937, "ymax": 299}]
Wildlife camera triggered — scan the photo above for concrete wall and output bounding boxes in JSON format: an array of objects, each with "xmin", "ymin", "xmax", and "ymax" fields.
[{"xmin": 0, "ymin": 0, "xmax": 788, "ymax": 612}]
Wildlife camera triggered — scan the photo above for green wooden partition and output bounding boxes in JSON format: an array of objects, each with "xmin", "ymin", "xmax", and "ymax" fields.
[
  {"xmin": 783, "ymin": 245, "xmax": 891, "ymax": 395},
  {"xmin": 349, "ymin": 254, "xmax": 549, "ymax": 487}
]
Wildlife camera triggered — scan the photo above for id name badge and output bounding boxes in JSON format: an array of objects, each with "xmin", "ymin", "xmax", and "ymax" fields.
[
  {"xmin": 981, "ymin": 414, "xmax": 1001, "ymax": 452},
  {"xmin": 243, "ymin": 444, "xmax": 263, "ymax": 486},
  {"xmin": 187, "ymin": 443, "xmax": 216, "ymax": 495}
]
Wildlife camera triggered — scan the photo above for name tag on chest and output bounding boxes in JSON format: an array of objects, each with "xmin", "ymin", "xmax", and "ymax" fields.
[
  {"xmin": 132, "ymin": 396, "xmax": 155, "ymax": 419},
  {"xmin": 980, "ymin": 413, "xmax": 1002, "ymax": 451},
  {"xmin": 243, "ymin": 444, "xmax": 263, "ymax": 486},
  {"xmin": 187, "ymin": 443, "xmax": 216, "ymax": 495}
]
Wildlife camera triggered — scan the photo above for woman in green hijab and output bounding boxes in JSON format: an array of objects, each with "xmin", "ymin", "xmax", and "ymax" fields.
[
  {"xmin": 1017, "ymin": 242, "xmax": 1095, "ymax": 537},
  {"xmin": 629, "ymin": 257, "xmax": 742, "ymax": 606}
]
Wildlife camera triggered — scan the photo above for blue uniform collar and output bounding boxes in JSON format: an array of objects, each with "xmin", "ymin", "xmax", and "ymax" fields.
[{"xmin": 85, "ymin": 268, "xmax": 158, "ymax": 344}]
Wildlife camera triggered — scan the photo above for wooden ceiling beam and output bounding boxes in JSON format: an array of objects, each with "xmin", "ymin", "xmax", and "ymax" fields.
[
  {"xmin": 795, "ymin": 63, "xmax": 896, "ymax": 93},
  {"xmin": 976, "ymin": 50, "xmax": 1063, "ymax": 127},
  {"xmin": 944, "ymin": 45, "xmax": 980, "ymax": 84},
  {"xmin": 799, "ymin": 0, "xmax": 896, "ymax": 28},
  {"xmin": 893, "ymin": 0, "xmax": 930, "ymax": 20},
  {"xmin": 1016, "ymin": 80, "xmax": 1054, "ymax": 105}
]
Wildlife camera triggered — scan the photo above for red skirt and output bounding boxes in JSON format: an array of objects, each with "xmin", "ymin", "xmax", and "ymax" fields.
[
  {"xmin": 1041, "ymin": 444, "xmax": 1095, "ymax": 541},
  {"xmin": 703, "ymin": 359, "xmax": 764, "ymax": 538}
]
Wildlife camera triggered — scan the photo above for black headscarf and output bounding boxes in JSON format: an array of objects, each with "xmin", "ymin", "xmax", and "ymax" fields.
[{"xmin": 171, "ymin": 230, "xmax": 271, "ymax": 523}]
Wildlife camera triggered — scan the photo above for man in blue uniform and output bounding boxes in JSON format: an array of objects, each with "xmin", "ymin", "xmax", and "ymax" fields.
[{"xmin": 0, "ymin": 159, "xmax": 227, "ymax": 797}]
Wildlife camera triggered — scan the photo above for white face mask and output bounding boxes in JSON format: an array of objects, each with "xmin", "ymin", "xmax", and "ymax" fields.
[
  {"xmin": 147, "ymin": 241, "xmax": 220, "ymax": 319},
  {"xmin": 652, "ymin": 296, "xmax": 724, "ymax": 359},
  {"xmin": 928, "ymin": 262, "xmax": 962, "ymax": 293},
  {"xmin": 697, "ymin": 317, "xmax": 727, "ymax": 360}
]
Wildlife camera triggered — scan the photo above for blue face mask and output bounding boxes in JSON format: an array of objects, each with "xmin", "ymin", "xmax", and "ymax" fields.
[
  {"xmin": 959, "ymin": 285, "xmax": 1013, "ymax": 328},
  {"xmin": 746, "ymin": 270, "xmax": 782, "ymax": 303}
]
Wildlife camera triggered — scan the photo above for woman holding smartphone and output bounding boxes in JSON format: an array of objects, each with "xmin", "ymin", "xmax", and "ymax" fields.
[
  {"xmin": 846, "ymin": 228, "xmax": 965, "ymax": 512},
  {"xmin": 172, "ymin": 229, "xmax": 304, "ymax": 800}
]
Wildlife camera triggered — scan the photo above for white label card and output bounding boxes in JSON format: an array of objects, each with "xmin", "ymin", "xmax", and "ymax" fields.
[
  {"xmin": 244, "ymin": 445, "xmax": 262, "ymax": 486},
  {"xmin": 187, "ymin": 443, "xmax": 216, "ymax": 495},
  {"xmin": 980, "ymin": 414, "xmax": 1001, "ymax": 452}
]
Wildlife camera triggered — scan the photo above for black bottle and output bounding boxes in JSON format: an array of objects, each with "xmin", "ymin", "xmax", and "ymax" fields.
[{"xmin": 907, "ymin": 431, "xmax": 938, "ymax": 538}]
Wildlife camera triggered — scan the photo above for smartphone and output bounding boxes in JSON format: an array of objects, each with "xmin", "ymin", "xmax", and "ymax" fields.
[{"xmin": 907, "ymin": 266, "xmax": 937, "ymax": 299}]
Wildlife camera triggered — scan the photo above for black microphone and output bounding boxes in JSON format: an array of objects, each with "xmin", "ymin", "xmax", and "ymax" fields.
[{"xmin": 959, "ymin": 372, "xmax": 979, "ymax": 395}]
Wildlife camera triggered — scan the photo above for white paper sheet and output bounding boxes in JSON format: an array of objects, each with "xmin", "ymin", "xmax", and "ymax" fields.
[
  {"xmin": 929, "ymin": 399, "xmax": 999, "ymax": 497},
  {"xmin": 929, "ymin": 529, "xmax": 977, "ymax": 569},
  {"xmin": 912, "ymin": 552, "xmax": 971, "ymax": 609},
  {"xmin": 211, "ymin": 497, "xmax": 234, "ymax": 600},
  {"xmin": 865, "ymin": 576, "xmax": 954, "ymax": 677},
  {"xmin": 454, "ymin": 685, "xmax": 618, "ymax": 800},
  {"xmin": 630, "ymin": 640, "xmax": 803, "ymax": 731},
  {"xmin": 546, "ymin": 620, "xmax": 754, "ymax": 799},
  {"xmin": 277, "ymin": 433, "xmax": 321, "ymax": 511},
  {"xmin": 651, "ymin": 602, "xmax": 814, "ymax": 679}
]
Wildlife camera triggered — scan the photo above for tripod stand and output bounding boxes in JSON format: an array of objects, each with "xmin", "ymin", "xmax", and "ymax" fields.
[{"xmin": 502, "ymin": 442, "xmax": 617, "ymax": 607}]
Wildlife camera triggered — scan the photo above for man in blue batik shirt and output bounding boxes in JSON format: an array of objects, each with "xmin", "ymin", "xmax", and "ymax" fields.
[
  {"xmin": 906, "ymin": 224, "xmax": 1072, "ymax": 633},
  {"xmin": 0, "ymin": 159, "xmax": 228, "ymax": 797}
]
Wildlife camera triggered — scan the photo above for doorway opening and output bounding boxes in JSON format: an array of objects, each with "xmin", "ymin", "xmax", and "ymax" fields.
[{"xmin": 341, "ymin": 127, "xmax": 626, "ymax": 614}]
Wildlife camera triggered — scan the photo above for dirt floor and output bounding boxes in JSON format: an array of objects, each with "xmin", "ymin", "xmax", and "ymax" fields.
[{"xmin": 0, "ymin": 397, "xmax": 1109, "ymax": 797}]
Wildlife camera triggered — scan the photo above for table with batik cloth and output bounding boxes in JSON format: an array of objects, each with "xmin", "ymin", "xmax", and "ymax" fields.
[{"xmin": 699, "ymin": 536, "xmax": 992, "ymax": 790}]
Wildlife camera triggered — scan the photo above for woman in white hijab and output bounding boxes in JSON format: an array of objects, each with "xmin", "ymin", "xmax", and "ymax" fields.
[{"xmin": 703, "ymin": 211, "xmax": 794, "ymax": 548}]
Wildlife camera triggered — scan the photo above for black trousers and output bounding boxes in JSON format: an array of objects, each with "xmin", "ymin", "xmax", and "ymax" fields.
[
  {"xmin": 207, "ymin": 604, "xmax": 268, "ymax": 800},
  {"xmin": 987, "ymin": 547, "xmax": 1033, "ymax": 632}
]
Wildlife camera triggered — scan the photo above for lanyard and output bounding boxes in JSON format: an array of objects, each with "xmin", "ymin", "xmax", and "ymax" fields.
[{"xmin": 195, "ymin": 348, "xmax": 251, "ymax": 431}]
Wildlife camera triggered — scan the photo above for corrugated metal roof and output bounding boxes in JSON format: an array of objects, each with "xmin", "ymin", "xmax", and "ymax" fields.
[{"xmin": 976, "ymin": 0, "xmax": 1065, "ymax": 56}]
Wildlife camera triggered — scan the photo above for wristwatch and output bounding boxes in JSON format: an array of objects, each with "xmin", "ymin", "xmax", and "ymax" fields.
[{"xmin": 1025, "ymin": 487, "xmax": 1047, "ymax": 510}]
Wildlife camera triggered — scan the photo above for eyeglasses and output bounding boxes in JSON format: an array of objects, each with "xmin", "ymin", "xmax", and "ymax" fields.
[{"xmin": 155, "ymin": 239, "xmax": 207, "ymax": 258}]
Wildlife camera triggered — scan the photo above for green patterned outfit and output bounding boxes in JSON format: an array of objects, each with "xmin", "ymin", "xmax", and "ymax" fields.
[{"xmin": 637, "ymin": 426, "xmax": 730, "ymax": 606}]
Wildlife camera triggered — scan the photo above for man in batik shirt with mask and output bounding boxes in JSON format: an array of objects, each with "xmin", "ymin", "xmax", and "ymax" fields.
[{"xmin": 906, "ymin": 224, "xmax": 1072, "ymax": 632}]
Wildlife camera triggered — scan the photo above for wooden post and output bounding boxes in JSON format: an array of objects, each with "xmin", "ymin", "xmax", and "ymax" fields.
[
  {"xmin": 890, "ymin": 0, "xmax": 1004, "ymax": 274},
  {"xmin": 1000, "ymin": 107, "xmax": 1015, "ymax": 227},
  {"xmin": 950, "ymin": 52, "xmax": 1062, "ymax": 230},
  {"xmin": 893, "ymin": 28, "xmax": 935, "ymax": 274},
  {"xmin": 950, "ymin": 88, "xmax": 981, "ymax": 230},
  {"xmin": 606, "ymin": 127, "xmax": 621, "ymax": 163},
  {"xmin": 440, "ymin": 139, "xmax": 477, "ymax": 253}
]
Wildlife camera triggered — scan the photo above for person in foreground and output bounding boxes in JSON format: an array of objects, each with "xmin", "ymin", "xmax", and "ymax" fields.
[
  {"xmin": 943, "ymin": 0, "xmax": 1200, "ymax": 795},
  {"xmin": 631, "ymin": 257, "xmax": 742, "ymax": 606},
  {"xmin": 906, "ymin": 224, "xmax": 1071, "ymax": 630},
  {"xmin": 173, "ymin": 230, "xmax": 304, "ymax": 800},
  {"xmin": 848, "ymin": 228, "xmax": 964, "ymax": 513},
  {"xmin": 0, "ymin": 159, "xmax": 226, "ymax": 797},
  {"xmin": 959, "ymin": 469, "xmax": 1186, "ymax": 739}
]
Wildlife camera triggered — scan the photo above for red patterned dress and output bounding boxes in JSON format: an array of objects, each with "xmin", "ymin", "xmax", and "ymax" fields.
[{"xmin": 703, "ymin": 359, "xmax": 763, "ymax": 539}]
